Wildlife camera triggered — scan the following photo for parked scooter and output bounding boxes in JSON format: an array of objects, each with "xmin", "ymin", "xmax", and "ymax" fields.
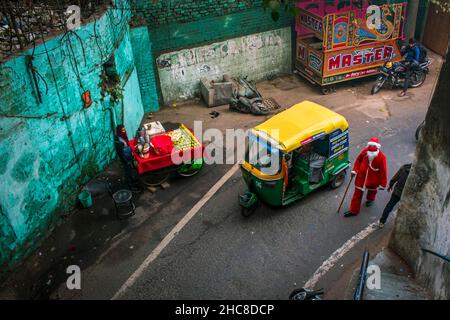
[
  {"xmin": 289, "ymin": 288, "xmax": 324, "ymax": 300},
  {"xmin": 371, "ymin": 59, "xmax": 431, "ymax": 95},
  {"xmin": 229, "ymin": 77, "xmax": 269, "ymax": 115}
]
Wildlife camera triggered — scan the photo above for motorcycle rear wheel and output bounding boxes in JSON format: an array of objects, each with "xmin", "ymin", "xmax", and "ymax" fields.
[{"xmin": 409, "ymin": 71, "xmax": 426, "ymax": 88}]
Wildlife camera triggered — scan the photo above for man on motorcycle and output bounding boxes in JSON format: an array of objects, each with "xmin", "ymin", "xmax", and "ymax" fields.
[{"xmin": 399, "ymin": 38, "xmax": 420, "ymax": 97}]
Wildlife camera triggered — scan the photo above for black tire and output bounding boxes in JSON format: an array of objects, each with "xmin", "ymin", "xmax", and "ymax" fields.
[
  {"xmin": 321, "ymin": 86, "xmax": 335, "ymax": 95},
  {"xmin": 177, "ymin": 161, "xmax": 204, "ymax": 177},
  {"xmin": 409, "ymin": 71, "xmax": 426, "ymax": 88},
  {"xmin": 241, "ymin": 205, "xmax": 257, "ymax": 217},
  {"xmin": 139, "ymin": 170, "xmax": 169, "ymax": 187},
  {"xmin": 371, "ymin": 78, "xmax": 385, "ymax": 94},
  {"xmin": 331, "ymin": 170, "xmax": 347, "ymax": 189}
]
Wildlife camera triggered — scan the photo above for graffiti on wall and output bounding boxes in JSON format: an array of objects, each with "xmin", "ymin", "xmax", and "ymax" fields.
[{"xmin": 156, "ymin": 28, "xmax": 291, "ymax": 103}]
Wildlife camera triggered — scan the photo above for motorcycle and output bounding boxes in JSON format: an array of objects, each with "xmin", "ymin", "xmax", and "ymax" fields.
[
  {"xmin": 229, "ymin": 77, "xmax": 269, "ymax": 115},
  {"xmin": 371, "ymin": 59, "xmax": 431, "ymax": 95}
]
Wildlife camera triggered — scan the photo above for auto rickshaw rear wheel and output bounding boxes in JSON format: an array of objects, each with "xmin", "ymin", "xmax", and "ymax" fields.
[
  {"xmin": 331, "ymin": 170, "xmax": 347, "ymax": 189},
  {"xmin": 241, "ymin": 204, "xmax": 257, "ymax": 217}
]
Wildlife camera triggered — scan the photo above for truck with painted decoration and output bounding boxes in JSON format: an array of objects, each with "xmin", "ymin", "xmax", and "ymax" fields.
[{"xmin": 294, "ymin": 0, "xmax": 406, "ymax": 94}]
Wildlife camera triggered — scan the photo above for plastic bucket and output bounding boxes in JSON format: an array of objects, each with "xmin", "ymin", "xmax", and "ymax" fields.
[{"xmin": 78, "ymin": 191, "xmax": 93, "ymax": 208}]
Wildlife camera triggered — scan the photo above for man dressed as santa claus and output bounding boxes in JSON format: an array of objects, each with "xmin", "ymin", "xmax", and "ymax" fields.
[{"xmin": 344, "ymin": 137, "xmax": 388, "ymax": 217}]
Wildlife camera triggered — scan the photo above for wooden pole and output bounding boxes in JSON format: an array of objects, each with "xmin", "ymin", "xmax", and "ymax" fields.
[{"xmin": 337, "ymin": 173, "xmax": 354, "ymax": 213}]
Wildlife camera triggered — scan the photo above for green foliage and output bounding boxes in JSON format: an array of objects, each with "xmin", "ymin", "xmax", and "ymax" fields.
[
  {"xmin": 430, "ymin": 0, "xmax": 450, "ymax": 12},
  {"xmin": 262, "ymin": 0, "xmax": 298, "ymax": 21},
  {"xmin": 99, "ymin": 71, "xmax": 124, "ymax": 103}
]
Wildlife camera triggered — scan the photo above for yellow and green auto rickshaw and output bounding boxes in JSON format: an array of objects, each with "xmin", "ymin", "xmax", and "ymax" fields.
[{"xmin": 239, "ymin": 101, "xmax": 350, "ymax": 216}]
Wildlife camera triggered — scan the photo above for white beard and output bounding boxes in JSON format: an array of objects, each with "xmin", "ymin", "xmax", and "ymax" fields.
[{"xmin": 367, "ymin": 150, "xmax": 379, "ymax": 163}]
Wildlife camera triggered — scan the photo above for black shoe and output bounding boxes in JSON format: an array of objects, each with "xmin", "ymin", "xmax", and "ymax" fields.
[
  {"xmin": 366, "ymin": 201, "xmax": 374, "ymax": 207},
  {"xmin": 344, "ymin": 211, "xmax": 356, "ymax": 218}
]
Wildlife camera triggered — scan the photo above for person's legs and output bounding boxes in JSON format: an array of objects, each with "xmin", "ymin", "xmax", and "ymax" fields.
[
  {"xmin": 366, "ymin": 189, "xmax": 378, "ymax": 206},
  {"xmin": 121, "ymin": 160, "xmax": 139, "ymax": 190},
  {"xmin": 379, "ymin": 194, "xmax": 401, "ymax": 224},
  {"xmin": 400, "ymin": 67, "xmax": 411, "ymax": 96},
  {"xmin": 348, "ymin": 188, "xmax": 364, "ymax": 215},
  {"xmin": 403, "ymin": 69, "xmax": 411, "ymax": 90}
]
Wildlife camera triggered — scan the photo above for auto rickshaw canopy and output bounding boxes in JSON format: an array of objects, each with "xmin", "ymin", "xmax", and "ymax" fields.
[{"xmin": 252, "ymin": 101, "xmax": 348, "ymax": 153}]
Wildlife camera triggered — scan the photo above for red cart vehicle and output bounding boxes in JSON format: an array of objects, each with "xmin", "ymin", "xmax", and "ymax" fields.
[
  {"xmin": 294, "ymin": 0, "xmax": 406, "ymax": 94},
  {"xmin": 129, "ymin": 123, "xmax": 204, "ymax": 186}
]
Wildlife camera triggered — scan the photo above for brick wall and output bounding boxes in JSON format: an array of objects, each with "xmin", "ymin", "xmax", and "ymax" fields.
[
  {"xmin": 135, "ymin": 0, "xmax": 263, "ymax": 27},
  {"xmin": 133, "ymin": 0, "xmax": 291, "ymax": 55}
]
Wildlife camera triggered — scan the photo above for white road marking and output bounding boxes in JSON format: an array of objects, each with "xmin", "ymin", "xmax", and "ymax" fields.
[
  {"xmin": 304, "ymin": 221, "xmax": 379, "ymax": 289},
  {"xmin": 112, "ymin": 163, "xmax": 240, "ymax": 299}
]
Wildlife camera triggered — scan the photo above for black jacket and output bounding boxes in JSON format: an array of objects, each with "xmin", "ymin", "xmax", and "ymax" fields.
[
  {"xmin": 389, "ymin": 164, "xmax": 412, "ymax": 197},
  {"xmin": 115, "ymin": 136, "xmax": 133, "ymax": 164}
]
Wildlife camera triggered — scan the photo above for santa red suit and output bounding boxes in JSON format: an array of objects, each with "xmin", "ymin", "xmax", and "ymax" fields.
[{"xmin": 345, "ymin": 137, "xmax": 388, "ymax": 216}]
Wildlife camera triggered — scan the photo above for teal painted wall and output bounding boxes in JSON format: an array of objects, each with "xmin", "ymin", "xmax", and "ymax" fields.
[
  {"xmin": 136, "ymin": 0, "xmax": 265, "ymax": 26},
  {"xmin": 148, "ymin": 7, "xmax": 292, "ymax": 55},
  {"xmin": 123, "ymin": 68, "xmax": 145, "ymax": 135},
  {"xmin": 130, "ymin": 27, "xmax": 160, "ymax": 112},
  {"xmin": 0, "ymin": 1, "xmax": 146, "ymax": 268},
  {"xmin": 415, "ymin": 0, "xmax": 429, "ymax": 41}
]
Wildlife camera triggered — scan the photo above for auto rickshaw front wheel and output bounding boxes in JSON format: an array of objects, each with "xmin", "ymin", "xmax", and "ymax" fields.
[{"xmin": 330, "ymin": 170, "xmax": 347, "ymax": 189}]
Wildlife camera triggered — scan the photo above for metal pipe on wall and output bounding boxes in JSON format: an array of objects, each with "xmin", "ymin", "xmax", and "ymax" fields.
[{"xmin": 354, "ymin": 250, "xmax": 370, "ymax": 300}]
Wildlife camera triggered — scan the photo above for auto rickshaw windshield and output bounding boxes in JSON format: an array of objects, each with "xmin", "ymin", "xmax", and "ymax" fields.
[{"xmin": 245, "ymin": 135, "xmax": 282, "ymax": 176}]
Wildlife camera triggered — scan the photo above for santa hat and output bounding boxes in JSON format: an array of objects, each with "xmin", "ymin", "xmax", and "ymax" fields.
[{"xmin": 367, "ymin": 137, "xmax": 381, "ymax": 151}]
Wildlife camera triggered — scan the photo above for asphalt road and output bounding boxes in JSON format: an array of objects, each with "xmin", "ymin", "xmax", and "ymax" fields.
[{"xmin": 115, "ymin": 103, "xmax": 424, "ymax": 299}]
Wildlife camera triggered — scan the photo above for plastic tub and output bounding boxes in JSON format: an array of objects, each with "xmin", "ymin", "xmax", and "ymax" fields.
[{"xmin": 78, "ymin": 191, "xmax": 93, "ymax": 208}]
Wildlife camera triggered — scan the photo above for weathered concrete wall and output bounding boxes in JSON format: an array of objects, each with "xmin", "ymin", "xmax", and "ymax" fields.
[
  {"xmin": 0, "ymin": 2, "xmax": 147, "ymax": 269},
  {"xmin": 389, "ymin": 43, "xmax": 450, "ymax": 299},
  {"xmin": 156, "ymin": 27, "xmax": 292, "ymax": 103}
]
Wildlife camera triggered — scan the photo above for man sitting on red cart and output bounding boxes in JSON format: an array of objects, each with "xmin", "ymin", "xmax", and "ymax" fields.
[{"xmin": 344, "ymin": 137, "xmax": 388, "ymax": 217}]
